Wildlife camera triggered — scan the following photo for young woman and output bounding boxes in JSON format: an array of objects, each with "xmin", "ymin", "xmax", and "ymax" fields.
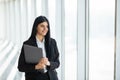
[{"xmin": 18, "ymin": 16, "xmax": 60, "ymax": 80}]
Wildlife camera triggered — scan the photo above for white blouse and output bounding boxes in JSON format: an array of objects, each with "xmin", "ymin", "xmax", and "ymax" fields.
[{"xmin": 36, "ymin": 36, "xmax": 47, "ymax": 73}]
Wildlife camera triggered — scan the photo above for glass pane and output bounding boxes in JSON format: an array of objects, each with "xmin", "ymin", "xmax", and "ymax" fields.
[
  {"xmin": 65, "ymin": 0, "xmax": 77, "ymax": 80},
  {"xmin": 89, "ymin": 0, "xmax": 115, "ymax": 80}
]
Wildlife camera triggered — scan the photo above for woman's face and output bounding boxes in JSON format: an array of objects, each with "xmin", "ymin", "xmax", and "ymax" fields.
[{"xmin": 37, "ymin": 21, "xmax": 48, "ymax": 37}]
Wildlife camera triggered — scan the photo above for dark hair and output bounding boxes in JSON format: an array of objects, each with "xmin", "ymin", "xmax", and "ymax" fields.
[{"xmin": 29, "ymin": 16, "xmax": 51, "ymax": 45}]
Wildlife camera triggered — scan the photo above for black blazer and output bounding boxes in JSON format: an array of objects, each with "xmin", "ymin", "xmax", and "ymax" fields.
[{"xmin": 18, "ymin": 37, "xmax": 60, "ymax": 80}]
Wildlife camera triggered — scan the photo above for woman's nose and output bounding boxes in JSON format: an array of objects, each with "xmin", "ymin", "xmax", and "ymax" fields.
[{"xmin": 44, "ymin": 26, "xmax": 48, "ymax": 30}]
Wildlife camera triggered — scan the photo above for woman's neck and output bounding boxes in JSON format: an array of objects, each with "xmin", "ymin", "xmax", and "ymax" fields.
[{"xmin": 36, "ymin": 34, "xmax": 44, "ymax": 42}]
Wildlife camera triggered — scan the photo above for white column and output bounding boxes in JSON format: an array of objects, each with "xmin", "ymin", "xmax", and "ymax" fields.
[
  {"xmin": 116, "ymin": 0, "xmax": 120, "ymax": 80},
  {"xmin": 55, "ymin": 0, "xmax": 65, "ymax": 80},
  {"xmin": 85, "ymin": 0, "xmax": 89, "ymax": 79},
  {"xmin": 77, "ymin": 0, "xmax": 89, "ymax": 80}
]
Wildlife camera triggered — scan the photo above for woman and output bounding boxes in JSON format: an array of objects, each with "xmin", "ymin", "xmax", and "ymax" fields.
[{"xmin": 18, "ymin": 16, "xmax": 60, "ymax": 80}]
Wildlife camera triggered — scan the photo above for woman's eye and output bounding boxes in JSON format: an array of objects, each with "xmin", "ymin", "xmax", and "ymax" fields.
[{"xmin": 41, "ymin": 25, "xmax": 44, "ymax": 27}]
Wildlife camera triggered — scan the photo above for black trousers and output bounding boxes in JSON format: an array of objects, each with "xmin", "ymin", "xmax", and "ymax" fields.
[
  {"xmin": 25, "ymin": 72, "xmax": 50, "ymax": 80},
  {"xmin": 36, "ymin": 72, "xmax": 50, "ymax": 80}
]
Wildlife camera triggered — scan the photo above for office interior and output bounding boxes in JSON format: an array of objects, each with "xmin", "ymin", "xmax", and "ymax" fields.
[{"xmin": 0, "ymin": 0, "xmax": 120, "ymax": 80}]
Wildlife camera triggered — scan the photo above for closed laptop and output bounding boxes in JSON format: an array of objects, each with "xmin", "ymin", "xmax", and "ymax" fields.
[{"xmin": 23, "ymin": 44, "xmax": 43, "ymax": 64}]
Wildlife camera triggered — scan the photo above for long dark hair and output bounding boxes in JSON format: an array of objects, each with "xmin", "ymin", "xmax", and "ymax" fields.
[{"xmin": 29, "ymin": 16, "xmax": 51, "ymax": 46}]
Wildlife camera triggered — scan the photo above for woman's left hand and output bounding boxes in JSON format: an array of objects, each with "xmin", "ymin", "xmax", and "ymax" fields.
[{"xmin": 43, "ymin": 58, "xmax": 50, "ymax": 66}]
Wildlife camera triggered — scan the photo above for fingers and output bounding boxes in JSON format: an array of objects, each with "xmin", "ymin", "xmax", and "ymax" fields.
[
  {"xmin": 38, "ymin": 58, "xmax": 49, "ymax": 65},
  {"xmin": 35, "ymin": 63, "xmax": 46, "ymax": 70},
  {"xmin": 43, "ymin": 58, "xmax": 50, "ymax": 66},
  {"xmin": 35, "ymin": 57, "xmax": 50, "ymax": 70}
]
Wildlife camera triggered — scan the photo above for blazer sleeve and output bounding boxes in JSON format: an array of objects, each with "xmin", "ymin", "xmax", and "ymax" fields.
[
  {"xmin": 17, "ymin": 43, "xmax": 36, "ymax": 72},
  {"xmin": 47, "ymin": 39, "xmax": 60, "ymax": 70}
]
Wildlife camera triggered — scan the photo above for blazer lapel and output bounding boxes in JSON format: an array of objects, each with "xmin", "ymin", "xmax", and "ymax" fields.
[
  {"xmin": 45, "ymin": 43, "xmax": 51, "ymax": 60},
  {"xmin": 29, "ymin": 37, "xmax": 38, "ymax": 47}
]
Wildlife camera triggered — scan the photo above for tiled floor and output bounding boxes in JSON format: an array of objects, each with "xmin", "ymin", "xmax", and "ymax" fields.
[{"xmin": 0, "ymin": 39, "xmax": 24, "ymax": 80}]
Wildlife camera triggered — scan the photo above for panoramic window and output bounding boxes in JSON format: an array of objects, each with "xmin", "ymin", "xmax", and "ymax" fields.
[{"xmin": 89, "ymin": 0, "xmax": 115, "ymax": 80}]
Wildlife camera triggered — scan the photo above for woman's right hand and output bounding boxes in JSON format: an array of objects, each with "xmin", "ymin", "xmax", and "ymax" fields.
[
  {"xmin": 35, "ymin": 58, "xmax": 46, "ymax": 70},
  {"xmin": 35, "ymin": 63, "xmax": 45, "ymax": 70}
]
